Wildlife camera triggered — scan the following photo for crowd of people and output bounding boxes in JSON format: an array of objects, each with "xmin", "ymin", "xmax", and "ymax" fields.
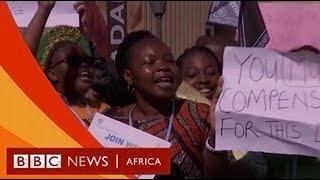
[{"xmin": 21, "ymin": 1, "xmax": 319, "ymax": 179}]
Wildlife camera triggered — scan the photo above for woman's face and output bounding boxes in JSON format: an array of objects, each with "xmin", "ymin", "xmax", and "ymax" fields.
[
  {"xmin": 49, "ymin": 44, "xmax": 92, "ymax": 97},
  {"xmin": 125, "ymin": 38, "xmax": 181, "ymax": 102},
  {"xmin": 72, "ymin": 60, "xmax": 92, "ymax": 96},
  {"xmin": 180, "ymin": 52, "xmax": 220, "ymax": 100}
]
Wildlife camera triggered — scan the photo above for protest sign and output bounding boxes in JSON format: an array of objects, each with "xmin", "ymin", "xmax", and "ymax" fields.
[
  {"xmin": 88, "ymin": 113, "xmax": 171, "ymax": 179},
  {"xmin": 88, "ymin": 113, "xmax": 171, "ymax": 148},
  {"xmin": 7, "ymin": 1, "xmax": 79, "ymax": 27},
  {"xmin": 259, "ymin": 2, "xmax": 320, "ymax": 51},
  {"xmin": 215, "ymin": 47, "xmax": 320, "ymax": 157}
]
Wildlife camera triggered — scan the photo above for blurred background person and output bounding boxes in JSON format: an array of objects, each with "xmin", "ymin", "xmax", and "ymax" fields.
[{"xmin": 22, "ymin": 1, "xmax": 111, "ymax": 127}]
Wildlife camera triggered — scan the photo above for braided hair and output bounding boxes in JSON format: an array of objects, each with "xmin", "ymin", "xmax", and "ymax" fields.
[{"xmin": 113, "ymin": 30, "xmax": 158, "ymax": 106}]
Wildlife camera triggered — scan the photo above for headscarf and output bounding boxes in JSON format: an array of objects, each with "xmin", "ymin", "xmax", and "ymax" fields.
[{"xmin": 36, "ymin": 25, "xmax": 91, "ymax": 69}]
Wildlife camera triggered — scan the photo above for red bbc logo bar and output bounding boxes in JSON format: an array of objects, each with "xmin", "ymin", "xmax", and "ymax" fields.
[{"xmin": 7, "ymin": 148, "xmax": 170, "ymax": 175}]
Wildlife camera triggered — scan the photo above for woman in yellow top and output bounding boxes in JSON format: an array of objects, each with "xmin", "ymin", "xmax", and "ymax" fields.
[{"xmin": 22, "ymin": 1, "xmax": 110, "ymax": 127}]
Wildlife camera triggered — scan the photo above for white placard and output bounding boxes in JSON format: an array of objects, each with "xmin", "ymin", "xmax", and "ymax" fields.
[
  {"xmin": 88, "ymin": 113, "xmax": 171, "ymax": 179},
  {"xmin": 88, "ymin": 113, "xmax": 171, "ymax": 148},
  {"xmin": 7, "ymin": 1, "xmax": 79, "ymax": 27},
  {"xmin": 216, "ymin": 47, "xmax": 320, "ymax": 157}
]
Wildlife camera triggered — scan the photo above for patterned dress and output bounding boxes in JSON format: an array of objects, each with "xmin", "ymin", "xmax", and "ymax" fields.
[{"xmin": 104, "ymin": 99, "xmax": 211, "ymax": 178}]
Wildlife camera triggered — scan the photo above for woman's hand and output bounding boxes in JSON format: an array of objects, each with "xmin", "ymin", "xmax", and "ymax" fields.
[
  {"xmin": 73, "ymin": 1, "xmax": 88, "ymax": 37},
  {"xmin": 203, "ymin": 76, "xmax": 229, "ymax": 178},
  {"xmin": 73, "ymin": 1, "xmax": 87, "ymax": 15},
  {"xmin": 73, "ymin": 1, "xmax": 109, "ymax": 57},
  {"xmin": 208, "ymin": 76, "xmax": 223, "ymax": 132},
  {"xmin": 212, "ymin": 76, "xmax": 223, "ymax": 107}
]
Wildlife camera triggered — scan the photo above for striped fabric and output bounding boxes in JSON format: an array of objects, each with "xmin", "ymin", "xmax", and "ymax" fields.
[
  {"xmin": 104, "ymin": 99, "xmax": 211, "ymax": 178},
  {"xmin": 207, "ymin": 1, "xmax": 269, "ymax": 48}
]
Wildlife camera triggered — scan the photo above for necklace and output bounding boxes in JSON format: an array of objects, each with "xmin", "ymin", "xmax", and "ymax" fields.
[{"xmin": 128, "ymin": 100, "xmax": 175, "ymax": 142}]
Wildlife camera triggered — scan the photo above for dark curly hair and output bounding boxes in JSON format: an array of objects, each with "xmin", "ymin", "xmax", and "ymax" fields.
[
  {"xmin": 112, "ymin": 30, "xmax": 158, "ymax": 106},
  {"xmin": 115, "ymin": 30, "xmax": 158, "ymax": 83},
  {"xmin": 176, "ymin": 45, "xmax": 222, "ymax": 75}
]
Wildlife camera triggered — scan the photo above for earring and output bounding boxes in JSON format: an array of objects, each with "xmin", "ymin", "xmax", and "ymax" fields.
[{"xmin": 127, "ymin": 84, "xmax": 135, "ymax": 94}]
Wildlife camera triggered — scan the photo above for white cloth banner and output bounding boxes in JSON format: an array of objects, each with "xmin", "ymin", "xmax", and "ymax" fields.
[
  {"xmin": 7, "ymin": 1, "xmax": 79, "ymax": 27},
  {"xmin": 215, "ymin": 47, "xmax": 320, "ymax": 157}
]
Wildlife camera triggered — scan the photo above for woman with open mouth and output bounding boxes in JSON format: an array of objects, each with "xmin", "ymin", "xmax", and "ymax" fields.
[
  {"xmin": 177, "ymin": 46, "xmax": 222, "ymax": 102},
  {"xmin": 22, "ymin": 1, "xmax": 111, "ymax": 127},
  {"xmin": 104, "ymin": 30, "xmax": 230, "ymax": 178},
  {"xmin": 177, "ymin": 46, "xmax": 269, "ymax": 178}
]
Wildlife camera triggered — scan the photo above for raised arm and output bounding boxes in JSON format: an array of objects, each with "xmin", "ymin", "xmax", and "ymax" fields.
[
  {"xmin": 73, "ymin": 1, "xmax": 108, "ymax": 58},
  {"xmin": 203, "ymin": 76, "xmax": 230, "ymax": 177},
  {"xmin": 22, "ymin": 1, "xmax": 55, "ymax": 56}
]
